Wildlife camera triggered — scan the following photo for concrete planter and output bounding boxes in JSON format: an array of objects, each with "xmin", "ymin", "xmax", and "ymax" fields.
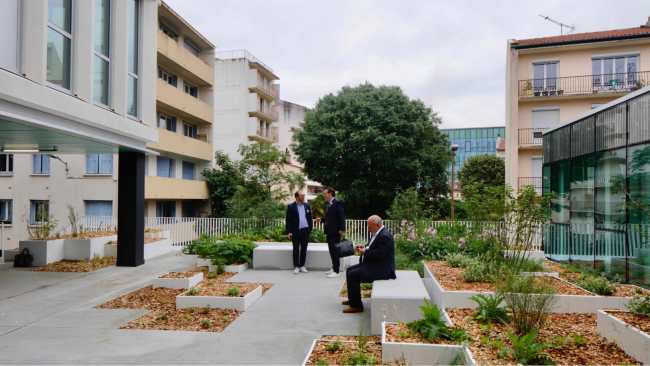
[
  {"xmin": 596, "ymin": 310, "xmax": 650, "ymax": 364},
  {"xmin": 504, "ymin": 249, "xmax": 546, "ymax": 263},
  {"xmin": 223, "ymin": 263, "xmax": 248, "ymax": 273},
  {"xmin": 63, "ymin": 235, "xmax": 116, "ymax": 260},
  {"xmin": 381, "ymin": 321, "xmax": 476, "ymax": 365},
  {"xmin": 104, "ymin": 237, "xmax": 179, "ymax": 261},
  {"xmin": 152, "ymin": 272, "xmax": 204, "ymax": 290},
  {"xmin": 176, "ymin": 285, "xmax": 263, "ymax": 311},
  {"xmin": 253, "ymin": 242, "xmax": 332, "ymax": 270},
  {"xmin": 301, "ymin": 339, "xmax": 319, "ymax": 366},
  {"xmin": 18, "ymin": 239, "xmax": 65, "ymax": 266},
  {"xmin": 196, "ymin": 257, "xmax": 211, "ymax": 267}
]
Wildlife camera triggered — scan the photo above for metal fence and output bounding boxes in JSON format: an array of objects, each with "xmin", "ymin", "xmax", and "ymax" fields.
[{"xmin": 518, "ymin": 71, "xmax": 650, "ymax": 98}]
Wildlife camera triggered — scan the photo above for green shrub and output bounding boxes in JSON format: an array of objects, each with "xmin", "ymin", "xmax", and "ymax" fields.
[
  {"xmin": 311, "ymin": 228, "xmax": 326, "ymax": 243},
  {"xmin": 209, "ymin": 239, "xmax": 255, "ymax": 265},
  {"xmin": 463, "ymin": 236, "xmax": 503, "ymax": 260},
  {"xmin": 227, "ymin": 286, "xmax": 240, "ymax": 297},
  {"xmin": 407, "ymin": 300, "xmax": 468, "ymax": 342},
  {"xmin": 344, "ymin": 352, "xmax": 376, "ymax": 366},
  {"xmin": 446, "ymin": 253, "xmax": 474, "ymax": 268},
  {"xmin": 627, "ymin": 295, "xmax": 650, "ymax": 316},
  {"xmin": 507, "ymin": 330, "xmax": 552, "ymax": 365},
  {"xmin": 315, "ymin": 359, "xmax": 329, "ymax": 366},
  {"xmin": 186, "ymin": 287, "xmax": 199, "ymax": 296},
  {"xmin": 462, "ymin": 261, "xmax": 492, "ymax": 283},
  {"xmin": 471, "ymin": 293, "xmax": 509, "ymax": 324},
  {"xmin": 576, "ymin": 275, "xmax": 615, "ymax": 296},
  {"xmin": 207, "ymin": 271, "xmax": 218, "ymax": 279},
  {"xmin": 182, "ymin": 240, "xmax": 200, "ymax": 255},
  {"xmin": 200, "ymin": 319, "xmax": 213, "ymax": 329},
  {"xmin": 498, "ymin": 275, "xmax": 555, "ymax": 335},
  {"xmin": 260, "ymin": 225, "xmax": 287, "ymax": 242},
  {"xmin": 325, "ymin": 340, "xmax": 342, "ymax": 353},
  {"xmin": 515, "ymin": 258, "xmax": 545, "ymax": 273}
]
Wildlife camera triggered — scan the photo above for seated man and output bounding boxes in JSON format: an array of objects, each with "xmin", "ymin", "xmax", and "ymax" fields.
[{"xmin": 342, "ymin": 215, "xmax": 396, "ymax": 313}]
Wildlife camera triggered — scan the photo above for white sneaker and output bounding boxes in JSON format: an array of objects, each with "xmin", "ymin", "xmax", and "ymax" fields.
[
  {"xmin": 326, "ymin": 272, "xmax": 340, "ymax": 278},
  {"xmin": 300, "ymin": 266, "xmax": 308, "ymax": 273},
  {"xmin": 325, "ymin": 269, "xmax": 334, "ymax": 275},
  {"xmin": 294, "ymin": 267, "xmax": 300, "ymax": 275}
]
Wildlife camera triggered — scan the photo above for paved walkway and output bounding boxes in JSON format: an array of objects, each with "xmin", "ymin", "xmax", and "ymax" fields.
[{"xmin": 0, "ymin": 253, "xmax": 368, "ymax": 364}]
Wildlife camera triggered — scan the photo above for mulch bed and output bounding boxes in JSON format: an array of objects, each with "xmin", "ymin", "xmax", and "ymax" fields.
[
  {"xmin": 448, "ymin": 309, "xmax": 639, "ymax": 365},
  {"xmin": 613, "ymin": 284, "xmax": 650, "ymax": 297},
  {"xmin": 384, "ymin": 322, "xmax": 457, "ymax": 345},
  {"xmin": 33, "ymin": 256, "xmax": 116, "ymax": 272},
  {"xmin": 545, "ymin": 260, "xmax": 650, "ymax": 297},
  {"xmin": 304, "ymin": 336, "xmax": 382, "ymax": 366},
  {"xmin": 108, "ymin": 237, "xmax": 162, "ymax": 245},
  {"xmin": 58, "ymin": 231, "xmax": 116, "ymax": 239},
  {"xmin": 191, "ymin": 280, "xmax": 259, "ymax": 297},
  {"xmin": 607, "ymin": 311, "xmax": 650, "ymax": 334},
  {"xmin": 159, "ymin": 271, "xmax": 199, "ymax": 279},
  {"xmin": 339, "ymin": 281, "xmax": 372, "ymax": 298}
]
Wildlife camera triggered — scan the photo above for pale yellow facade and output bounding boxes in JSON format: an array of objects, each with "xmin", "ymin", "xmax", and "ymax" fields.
[{"xmin": 505, "ymin": 29, "xmax": 650, "ymax": 193}]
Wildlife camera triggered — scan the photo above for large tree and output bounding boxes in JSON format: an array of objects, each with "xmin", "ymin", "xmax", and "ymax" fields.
[
  {"xmin": 458, "ymin": 154, "xmax": 505, "ymax": 195},
  {"xmin": 293, "ymin": 83, "xmax": 450, "ymax": 218}
]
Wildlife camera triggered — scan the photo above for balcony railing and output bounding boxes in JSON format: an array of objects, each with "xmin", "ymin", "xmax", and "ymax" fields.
[
  {"xmin": 518, "ymin": 128, "xmax": 547, "ymax": 146},
  {"xmin": 518, "ymin": 177, "xmax": 543, "ymax": 194},
  {"xmin": 518, "ymin": 71, "xmax": 650, "ymax": 98}
]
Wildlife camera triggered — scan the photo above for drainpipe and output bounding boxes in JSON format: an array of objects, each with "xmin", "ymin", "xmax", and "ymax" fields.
[{"xmin": 0, "ymin": 222, "xmax": 4, "ymax": 265}]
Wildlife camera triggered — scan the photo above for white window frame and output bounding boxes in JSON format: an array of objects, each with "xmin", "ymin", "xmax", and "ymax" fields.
[
  {"xmin": 532, "ymin": 61, "xmax": 559, "ymax": 93},
  {"xmin": 591, "ymin": 54, "xmax": 640, "ymax": 90},
  {"xmin": 183, "ymin": 122, "xmax": 197, "ymax": 139},
  {"xmin": 85, "ymin": 153, "xmax": 113, "ymax": 175},
  {"xmin": 46, "ymin": 0, "xmax": 74, "ymax": 92},
  {"xmin": 29, "ymin": 200, "xmax": 50, "ymax": 225},
  {"xmin": 0, "ymin": 199, "xmax": 12, "ymax": 224},
  {"xmin": 92, "ymin": 0, "xmax": 111, "ymax": 107},
  {"xmin": 183, "ymin": 82, "xmax": 198, "ymax": 98},
  {"xmin": 157, "ymin": 67, "xmax": 177, "ymax": 87},
  {"xmin": 32, "ymin": 154, "xmax": 50, "ymax": 176},
  {"xmin": 0, "ymin": 154, "xmax": 13, "ymax": 176},
  {"xmin": 126, "ymin": 0, "xmax": 140, "ymax": 119}
]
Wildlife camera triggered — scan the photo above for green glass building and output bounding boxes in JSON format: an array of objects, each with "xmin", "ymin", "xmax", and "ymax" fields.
[
  {"xmin": 441, "ymin": 126, "xmax": 505, "ymax": 179},
  {"xmin": 543, "ymin": 87, "xmax": 650, "ymax": 286}
]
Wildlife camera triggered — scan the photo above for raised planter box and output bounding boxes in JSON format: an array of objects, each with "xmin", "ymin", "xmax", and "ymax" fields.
[
  {"xmin": 596, "ymin": 310, "xmax": 650, "ymax": 364},
  {"xmin": 371, "ymin": 270, "xmax": 430, "ymax": 335},
  {"xmin": 423, "ymin": 261, "xmax": 633, "ymax": 313},
  {"xmin": 224, "ymin": 263, "xmax": 248, "ymax": 273},
  {"xmin": 196, "ymin": 257, "xmax": 211, "ymax": 267},
  {"xmin": 18, "ymin": 239, "xmax": 65, "ymax": 266},
  {"xmin": 381, "ymin": 321, "xmax": 476, "ymax": 365},
  {"xmin": 104, "ymin": 237, "xmax": 179, "ymax": 260},
  {"xmin": 152, "ymin": 272, "xmax": 203, "ymax": 290},
  {"xmin": 253, "ymin": 242, "xmax": 332, "ymax": 270},
  {"xmin": 176, "ymin": 285, "xmax": 263, "ymax": 311},
  {"xmin": 63, "ymin": 235, "xmax": 116, "ymax": 260}
]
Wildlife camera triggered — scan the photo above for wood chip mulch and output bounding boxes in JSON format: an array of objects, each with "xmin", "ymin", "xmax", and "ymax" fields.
[
  {"xmin": 33, "ymin": 256, "xmax": 116, "ymax": 272},
  {"xmin": 607, "ymin": 311, "xmax": 650, "ymax": 334},
  {"xmin": 108, "ymin": 237, "xmax": 162, "ymax": 245},
  {"xmin": 159, "ymin": 271, "xmax": 199, "ymax": 279},
  {"xmin": 58, "ymin": 231, "xmax": 116, "ymax": 239},
  {"xmin": 384, "ymin": 322, "xmax": 457, "ymax": 345},
  {"xmin": 304, "ymin": 336, "xmax": 382, "ymax": 366},
  {"xmin": 545, "ymin": 261, "xmax": 650, "ymax": 297},
  {"xmin": 339, "ymin": 281, "xmax": 372, "ymax": 298},
  {"xmin": 448, "ymin": 309, "xmax": 639, "ymax": 365},
  {"xmin": 426, "ymin": 261, "xmax": 496, "ymax": 292},
  {"xmin": 613, "ymin": 284, "xmax": 650, "ymax": 297},
  {"xmin": 191, "ymin": 279, "xmax": 259, "ymax": 297}
]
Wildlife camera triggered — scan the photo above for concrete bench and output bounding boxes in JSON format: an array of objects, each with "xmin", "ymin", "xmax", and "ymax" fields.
[
  {"xmin": 371, "ymin": 270, "xmax": 429, "ymax": 335},
  {"xmin": 253, "ymin": 242, "xmax": 358, "ymax": 270}
]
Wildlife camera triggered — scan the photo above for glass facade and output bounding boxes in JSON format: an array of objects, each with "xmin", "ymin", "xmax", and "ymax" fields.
[
  {"xmin": 543, "ymin": 90, "xmax": 650, "ymax": 287},
  {"xmin": 441, "ymin": 127, "xmax": 505, "ymax": 179}
]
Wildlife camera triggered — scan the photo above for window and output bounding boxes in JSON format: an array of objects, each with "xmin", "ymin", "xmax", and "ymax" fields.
[
  {"xmin": 127, "ymin": 0, "xmax": 139, "ymax": 117},
  {"xmin": 182, "ymin": 201, "xmax": 197, "ymax": 217},
  {"xmin": 30, "ymin": 200, "xmax": 49, "ymax": 224},
  {"xmin": 159, "ymin": 22, "xmax": 177, "ymax": 40},
  {"xmin": 183, "ymin": 123, "xmax": 197, "ymax": 138},
  {"xmin": 594, "ymin": 148, "xmax": 626, "ymax": 230},
  {"xmin": 158, "ymin": 113, "xmax": 176, "ymax": 132},
  {"xmin": 156, "ymin": 201, "xmax": 176, "ymax": 217},
  {"xmin": 183, "ymin": 38, "xmax": 201, "ymax": 56},
  {"xmin": 184, "ymin": 82, "xmax": 198, "ymax": 98},
  {"xmin": 592, "ymin": 55, "xmax": 639, "ymax": 90},
  {"xmin": 32, "ymin": 154, "xmax": 50, "ymax": 175},
  {"xmin": 158, "ymin": 67, "xmax": 177, "ymax": 87},
  {"xmin": 47, "ymin": 0, "xmax": 72, "ymax": 89},
  {"xmin": 0, "ymin": 154, "xmax": 13, "ymax": 175},
  {"xmin": 0, "ymin": 0, "xmax": 19, "ymax": 72},
  {"xmin": 532, "ymin": 108, "xmax": 560, "ymax": 132},
  {"xmin": 182, "ymin": 161, "xmax": 195, "ymax": 180},
  {"xmin": 0, "ymin": 200, "xmax": 11, "ymax": 224},
  {"xmin": 86, "ymin": 153, "xmax": 113, "ymax": 175},
  {"xmin": 532, "ymin": 61, "xmax": 558, "ymax": 93},
  {"xmin": 85, "ymin": 200, "xmax": 112, "ymax": 217},
  {"xmin": 93, "ymin": 0, "xmax": 110, "ymax": 105},
  {"xmin": 156, "ymin": 157, "xmax": 174, "ymax": 178}
]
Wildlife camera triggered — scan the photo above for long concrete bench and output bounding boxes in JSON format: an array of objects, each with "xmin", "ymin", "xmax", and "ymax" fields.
[
  {"xmin": 371, "ymin": 270, "xmax": 429, "ymax": 335},
  {"xmin": 253, "ymin": 243, "xmax": 330, "ymax": 270}
]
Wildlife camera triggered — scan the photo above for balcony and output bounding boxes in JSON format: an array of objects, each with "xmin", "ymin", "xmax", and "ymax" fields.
[
  {"xmin": 518, "ymin": 176, "xmax": 543, "ymax": 194},
  {"xmin": 249, "ymin": 109, "xmax": 279, "ymax": 122},
  {"xmin": 157, "ymin": 80, "xmax": 213, "ymax": 124},
  {"xmin": 157, "ymin": 31, "xmax": 213, "ymax": 86},
  {"xmin": 147, "ymin": 128, "xmax": 212, "ymax": 161},
  {"xmin": 518, "ymin": 71, "xmax": 650, "ymax": 100},
  {"xmin": 518, "ymin": 128, "xmax": 546, "ymax": 148},
  {"xmin": 249, "ymin": 84, "xmax": 278, "ymax": 102},
  {"xmin": 145, "ymin": 176, "xmax": 208, "ymax": 200}
]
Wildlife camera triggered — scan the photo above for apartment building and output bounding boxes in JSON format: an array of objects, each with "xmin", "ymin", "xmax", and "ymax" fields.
[
  {"xmin": 147, "ymin": 1, "xmax": 215, "ymax": 218},
  {"xmin": 214, "ymin": 50, "xmax": 280, "ymax": 159},
  {"xmin": 505, "ymin": 19, "xmax": 650, "ymax": 194},
  {"xmin": 0, "ymin": 0, "xmax": 158, "ymax": 265}
]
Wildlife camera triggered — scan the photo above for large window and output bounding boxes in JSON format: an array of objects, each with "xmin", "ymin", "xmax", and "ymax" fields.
[
  {"xmin": 126, "ymin": 0, "xmax": 139, "ymax": 117},
  {"xmin": 184, "ymin": 82, "xmax": 198, "ymax": 98},
  {"xmin": 29, "ymin": 200, "xmax": 49, "ymax": 224},
  {"xmin": 32, "ymin": 154, "xmax": 50, "ymax": 175},
  {"xmin": 86, "ymin": 153, "xmax": 113, "ymax": 175},
  {"xmin": 592, "ymin": 55, "xmax": 639, "ymax": 90},
  {"xmin": 47, "ymin": 0, "xmax": 72, "ymax": 89},
  {"xmin": 158, "ymin": 67, "xmax": 177, "ymax": 87},
  {"xmin": 533, "ymin": 61, "xmax": 558, "ymax": 93},
  {"xmin": 156, "ymin": 201, "xmax": 176, "ymax": 217},
  {"xmin": 594, "ymin": 148, "xmax": 626, "ymax": 231},
  {"xmin": 628, "ymin": 143, "xmax": 650, "ymax": 224},
  {"xmin": 0, "ymin": 154, "xmax": 13, "ymax": 175},
  {"xmin": 85, "ymin": 200, "xmax": 113, "ymax": 217},
  {"xmin": 182, "ymin": 161, "xmax": 195, "ymax": 180},
  {"xmin": 157, "ymin": 157, "xmax": 174, "ymax": 178},
  {"xmin": 183, "ymin": 123, "xmax": 197, "ymax": 138},
  {"xmin": 93, "ymin": 0, "xmax": 110, "ymax": 105},
  {"xmin": 0, "ymin": 200, "xmax": 12, "ymax": 224},
  {"xmin": 158, "ymin": 113, "xmax": 176, "ymax": 132}
]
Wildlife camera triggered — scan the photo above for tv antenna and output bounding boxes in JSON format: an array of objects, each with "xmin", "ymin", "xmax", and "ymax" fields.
[{"xmin": 539, "ymin": 14, "xmax": 575, "ymax": 35}]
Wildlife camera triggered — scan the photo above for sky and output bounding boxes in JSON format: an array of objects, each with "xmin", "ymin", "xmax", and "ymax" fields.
[{"xmin": 166, "ymin": 0, "xmax": 649, "ymax": 129}]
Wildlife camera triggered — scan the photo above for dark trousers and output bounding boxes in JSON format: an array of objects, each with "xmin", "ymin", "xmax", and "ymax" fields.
[
  {"xmin": 292, "ymin": 228, "xmax": 310, "ymax": 268},
  {"xmin": 346, "ymin": 263, "xmax": 366, "ymax": 309},
  {"xmin": 326, "ymin": 233, "xmax": 341, "ymax": 273}
]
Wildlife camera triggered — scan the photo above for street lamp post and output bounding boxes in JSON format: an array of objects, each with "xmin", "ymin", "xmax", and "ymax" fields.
[{"xmin": 450, "ymin": 144, "xmax": 459, "ymax": 222}]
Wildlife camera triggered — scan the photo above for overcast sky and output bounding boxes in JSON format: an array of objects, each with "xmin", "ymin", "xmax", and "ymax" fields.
[{"xmin": 166, "ymin": 0, "xmax": 648, "ymax": 128}]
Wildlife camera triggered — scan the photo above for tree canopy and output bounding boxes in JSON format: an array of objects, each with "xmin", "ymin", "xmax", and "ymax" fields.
[
  {"xmin": 458, "ymin": 154, "xmax": 505, "ymax": 195},
  {"xmin": 293, "ymin": 83, "xmax": 450, "ymax": 218}
]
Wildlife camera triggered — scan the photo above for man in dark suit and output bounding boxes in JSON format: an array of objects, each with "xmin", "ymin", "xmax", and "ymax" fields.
[
  {"xmin": 343, "ymin": 215, "xmax": 396, "ymax": 313},
  {"xmin": 285, "ymin": 191, "xmax": 313, "ymax": 274},
  {"xmin": 322, "ymin": 187, "xmax": 345, "ymax": 278}
]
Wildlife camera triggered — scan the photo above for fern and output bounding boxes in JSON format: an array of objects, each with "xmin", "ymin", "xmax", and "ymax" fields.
[{"xmin": 471, "ymin": 293, "xmax": 510, "ymax": 324}]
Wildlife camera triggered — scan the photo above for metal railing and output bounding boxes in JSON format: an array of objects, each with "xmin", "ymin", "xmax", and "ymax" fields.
[
  {"xmin": 518, "ymin": 128, "xmax": 546, "ymax": 146},
  {"xmin": 518, "ymin": 177, "xmax": 543, "ymax": 193},
  {"xmin": 518, "ymin": 71, "xmax": 650, "ymax": 98}
]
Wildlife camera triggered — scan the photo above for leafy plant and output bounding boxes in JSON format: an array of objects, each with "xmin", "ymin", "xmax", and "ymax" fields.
[
  {"xmin": 462, "ymin": 261, "xmax": 492, "ymax": 283},
  {"xmin": 627, "ymin": 295, "xmax": 650, "ymax": 316},
  {"xmin": 344, "ymin": 352, "xmax": 376, "ymax": 366},
  {"xmin": 206, "ymin": 271, "xmax": 218, "ymax": 279},
  {"xmin": 310, "ymin": 228, "xmax": 326, "ymax": 243},
  {"xmin": 227, "ymin": 286, "xmax": 240, "ymax": 297},
  {"xmin": 210, "ymin": 239, "xmax": 255, "ymax": 265},
  {"xmin": 471, "ymin": 293, "xmax": 510, "ymax": 324},
  {"xmin": 183, "ymin": 240, "xmax": 200, "ymax": 255},
  {"xmin": 361, "ymin": 283, "xmax": 373, "ymax": 291},
  {"xmin": 446, "ymin": 253, "xmax": 474, "ymax": 268},
  {"xmin": 186, "ymin": 287, "xmax": 199, "ymax": 296},
  {"xmin": 514, "ymin": 258, "xmax": 545, "ymax": 273},
  {"xmin": 507, "ymin": 330, "xmax": 553, "ymax": 365},
  {"xmin": 407, "ymin": 300, "xmax": 468, "ymax": 342},
  {"xmin": 498, "ymin": 275, "xmax": 555, "ymax": 335},
  {"xmin": 200, "ymin": 319, "xmax": 213, "ymax": 329},
  {"xmin": 576, "ymin": 275, "xmax": 615, "ymax": 296},
  {"xmin": 315, "ymin": 359, "xmax": 329, "ymax": 366},
  {"xmin": 325, "ymin": 340, "xmax": 342, "ymax": 353}
]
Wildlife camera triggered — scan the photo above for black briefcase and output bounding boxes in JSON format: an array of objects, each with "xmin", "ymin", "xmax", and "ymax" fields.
[
  {"xmin": 335, "ymin": 240, "xmax": 355, "ymax": 257},
  {"xmin": 14, "ymin": 248, "xmax": 34, "ymax": 268}
]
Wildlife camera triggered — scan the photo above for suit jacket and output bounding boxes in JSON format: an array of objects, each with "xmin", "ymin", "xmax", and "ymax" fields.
[
  {"xmin": 285, "ymin": 202, "xmax": 313, "ymax": 236},
  {"xmin": 323, "ymin": 199, "xmax": 346, "ymax": 238},
  {"xmin": 358, "ymin": 228, "xmax": 397, "ymax": 281}
]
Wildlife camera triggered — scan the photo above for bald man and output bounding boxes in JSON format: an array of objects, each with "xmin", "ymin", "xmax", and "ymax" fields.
[{"xmin": 342, "ymin": 215, "xmax": 396, "ymax": 313}]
